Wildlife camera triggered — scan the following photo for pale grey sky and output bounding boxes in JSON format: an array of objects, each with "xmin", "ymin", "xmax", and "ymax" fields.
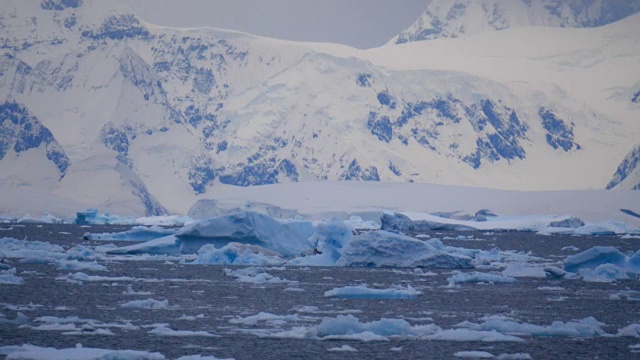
[{"xmin": 127, "ymin": 0, "xmax": 428, "ymax": 49}]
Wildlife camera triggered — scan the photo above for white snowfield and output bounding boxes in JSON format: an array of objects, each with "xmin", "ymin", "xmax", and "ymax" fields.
[{"xmin": 1, "ymin": 1, "xmax": 639, "ymax": 217}]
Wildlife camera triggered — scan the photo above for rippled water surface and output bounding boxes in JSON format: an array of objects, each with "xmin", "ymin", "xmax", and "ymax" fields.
[{"xmin": 1, "ymin": 224, "xmax": 639, "ymax": 359}]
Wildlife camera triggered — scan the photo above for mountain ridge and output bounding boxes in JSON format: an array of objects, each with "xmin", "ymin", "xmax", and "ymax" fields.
[{"xmin": 0, "ymin": 0, "xmax": 638, "ymax": 216}]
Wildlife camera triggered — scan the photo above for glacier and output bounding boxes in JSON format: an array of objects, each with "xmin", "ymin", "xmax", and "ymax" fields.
[{"xmin": 1, "ymin": 0, "xmax": 639, "ymax": 217}]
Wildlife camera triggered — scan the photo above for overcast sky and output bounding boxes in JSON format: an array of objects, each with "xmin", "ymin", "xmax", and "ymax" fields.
[{"xmin": 126, "ymin": 0, "xmax": 428, "ymax": 49}]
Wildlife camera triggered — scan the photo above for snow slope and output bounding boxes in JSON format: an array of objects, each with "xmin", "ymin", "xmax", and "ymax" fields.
[
  {"xmin": 0, "ymin": 0, "xmax": 638, "ymax": 216},
  {"xmin": 390, "ymin": 0, "xmax": 640, "ymax": 44}
]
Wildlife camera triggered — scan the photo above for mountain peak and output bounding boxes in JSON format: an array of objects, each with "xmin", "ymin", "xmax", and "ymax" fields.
[{"xmin": 392, "ymin": 0, "xmax": 640, "ymax": 44}]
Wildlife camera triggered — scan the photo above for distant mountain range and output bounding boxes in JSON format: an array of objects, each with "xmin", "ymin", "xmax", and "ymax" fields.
[
  {"xmin": 0, "ymin": 0, "xmax": 638, "ymax": 216},
  {"xmin": 391, "ymin": 0, "xmax": 640, "ymax": 43}
]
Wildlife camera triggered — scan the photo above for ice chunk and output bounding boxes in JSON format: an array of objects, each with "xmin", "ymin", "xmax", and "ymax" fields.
[
  {"xmin": 454, "ymin": 351, "xmax": 494, "ymax": 358},
  {"xmin": 338, "ymin": 231, "xmax": 474, "ymax": 268},
  {"xmin": 502, "ymin": 264, "xmax": 546, "ymax": 278},
  {"xmin": 583, "ymin": 264, "xmax": 632, "ymax": 282},
  {"xmin": 290, "ymin": 221, "xmax": 353, "ymax": 266},
  {"xmin": 0, "ymin": 312, "xmax": 28, "ymax": 325},
  {"xmin": 191, "ymin": 243, "xmax": 284, "ymax": 266},
  {"xmin": 175, "ymin": 212, "xmax": 315, "ymax": 256},
  {"xmin": 229, "ymin": 312, "xmax": 306, "ymax": 326},
  {"xmin": 75, "ymin": 209, "xmax": 136, "ymax": 225},
  {"xmin": 448, "ymin": 271, "xmax": 517, "ymax": 285},
  {"xmin": 0, "ymin": 344, "xmax": 165, "ymax": 359},
  {"xmin": 564, "ymin": 246, "xmax": 627, "ymax": 273},
  {"xmin": 459, "ymin": 315, "xmax": 606, "ymax": 337},
  {"xmin": 496, "ymin": 354, "xmax": 532, "ymax": 360},
  {"xmin": 54, "ymin": 260, "xmax": 106, "ymax": 272},
  {"xmin": 121, "ymin": 299, "xmax": 169, "ymax": 309},
  {"xmin": 57, "ymin": 272, "xmax": 134, "ymax": 284},
  {"xmin": 617, "ymin": 323, "xmax": 640, "ymax": 337},
  {"xmin": 0, "ymin": 268, "xmax": 24, "ymax": 284},
  {"xmin": 223, "ymin": 267, "xmax": 295, "ymax": 284},
  {"xmin": 327, "ymin": 345, "xmax": 358, "ymax": 352},
  {"xmin": 381, "ymin": 212, "xmax": 477, "ymax": 232},
  {"xmin": 107, "ymin": 235, "xmax": 180, "ymax": 255},
  {"xmin": 149, "ymin": 324, "xmax": 216, "ymax": 337},
  {"xmin": 314, "ymin": 315, "xmax": 414, "ymax": 340},
  {"xmin": 324, "ymin": 284, "xmax": 420, "ymax": 299},
  {"xmin": 543, "ymin": 266, "xmax": 568, "ymax": 279},
  {"xmin": 84, "ymin": 226, "xmax": 175, "ymax": 241}
]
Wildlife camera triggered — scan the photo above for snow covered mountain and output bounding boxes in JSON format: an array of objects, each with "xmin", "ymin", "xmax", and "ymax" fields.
[
  {"xmin": 0, "ymin": 0, "xmax": 639, "ymax": 216},
  {"xmin": 391, "ymin": 0, "xmax": 640, "ymax": 44}
]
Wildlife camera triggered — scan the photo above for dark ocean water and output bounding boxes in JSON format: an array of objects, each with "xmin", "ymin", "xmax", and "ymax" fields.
[{"xmin": 1, "ymin": 224, "xmax": 639, "ymax": 359}]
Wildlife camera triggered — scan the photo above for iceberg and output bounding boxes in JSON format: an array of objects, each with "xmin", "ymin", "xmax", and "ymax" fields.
[
  {"xmin": 564, "ymin": 246, "xmax": 628, "ymax": 273},
  {"xmin": 338, "ymin": 230, "xmax": 474, "ymax": 268},
  {"xmin": 289, "ymin": 221, "xmax": 353, "ymax": 266},
  {"xmin": 191, "ymin": 243, "xmax": 284, "ymax": 266},
  {"xmin": 175, "ymin": 212, "xmax": 315, "ymax": 256},
  {"xmin": 84, "ymin": 226, "xmax": 175, "ymax": 241}
]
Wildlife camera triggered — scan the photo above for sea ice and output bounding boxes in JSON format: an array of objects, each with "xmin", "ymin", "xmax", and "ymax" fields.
[
  {"xmin": 448, "ymin": 272, "xmax": 517, "ymax": 285},
  {"xmin": 54, "ymin": 260, "xmax": 106, "ymax": 272},
  {"xmin": 289, "ymin": 221, "xmax": 353, "ymax": 266},
  {"xmin": 564, "ymin": 246, "xmax": 627, "ymax": 273},
  {"xmin": 175, "ymin": 212, "xmax": 315, "ymax": 256},
  {"xmin": 338, "ymin": 231, "xmax": 474, "ymax": 268},
  {"xmin": 191, "ymin": 243, "xmax": 284, "ymax": 266},
  {"xmin": 564, "ymin": 246, "xmax": 640, "ymax": 281},
  {"xmin": 324, "ymin": 284, "xmax": 421, "ymax": 299},
  {"xmin": 149, "ymin": 324, "xmax": 217, "ymax": 337},
  {"xmin": 84, "ymin": 226, "xmax": 175, "ymax": 241},
  {"xmin": 0, "ymin": 268, "xmax": 24, "ymax": 284},
  {"xmin": 0, "ymin": 344, "xmax": 165, "ymax": 359},
  {"xmin": 0, "ymin": 312, "xmax": 28, "ymax": 325},
  {"xmin": 327, "ymin": 345, "xmax": 358, "ymax": 352},
  {"xmin": 501, "ymin": 264, "xmax": 546, "ymax": 278},
  {"xmin": 121, "ymin": 299, "xmax": 169, "ymax": 310},
  {"xmin": 454, "ymin": 351, "xmax": 494, "ymax": 358},
  {"xmin": 458, "ymin": 315, "xmax": 607, "ymax": 337},
  {"xmin": 222, "ymin": 267, "xmax": 296, "ymax": 284}
]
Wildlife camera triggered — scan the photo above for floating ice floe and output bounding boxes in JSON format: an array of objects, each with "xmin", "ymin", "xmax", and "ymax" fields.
[
  {"xmin": 324, "ymin": 284, "xmax": 421, "ymax": 299},
  {"xmin": 327, "ymin": 345, "xmax": 358, "ymax": 352},
  {"xmin": 563, "ymin": 246, "xmax": 640, "ymax": 282},
  {"xmin": 54, "ymin": 260, "xmax": 106, "ymax": 272},
  {"xmin": 223, "ymin": 267, "xmax": 296, "ymax": 284},
  {"xmin": 338, "ymin": 231, "xmax": 474, "ymax": 268},
  {"xmin": 57, "ymin": 272, "xmax": 134, "ymax": 284},
  {"xmin": 17, "ymin": 213, "xmax": 62, "ymax": 224},
  {"xmin": 456, "ymin": 315, "xmax": 607, "ymax": 337},
  {"xmin": 0, "ymin": 268, "xmax": 24, "ymax": 285},
  {"xmin": 148, "ymin": 324, "xmax": 217, "ymax": 337},
  {"xmin": 247, "ymin": 314, "xmax": 523, "ymax": 342},
  {"xmin": 382, "ymin": 211, "xmax": 640, "ymax": 235},
  {"xmin": 121, "ymin": 299, "xmax": 169, "ymax": 310},
  {"xmin": 0, "ymin": 344, "xmax": 165, "ymax": 360},
  {"xmin": 454, "ymin": 351, "xmax": 495, "ymax": 358},
  {"xmin": 447, "ymin": 272, "xmax": 517, "ymax": 286},
  {"xmin": 0, "ymin": 312, "xmax": 28, "ymax": 326},
  {"xmin": 84, "ymin": 226, "xmax": 175, "ymax": 242},
  {"xmin": 229, "ymin": 312, "xmax": 310, "ymax": 326}
]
